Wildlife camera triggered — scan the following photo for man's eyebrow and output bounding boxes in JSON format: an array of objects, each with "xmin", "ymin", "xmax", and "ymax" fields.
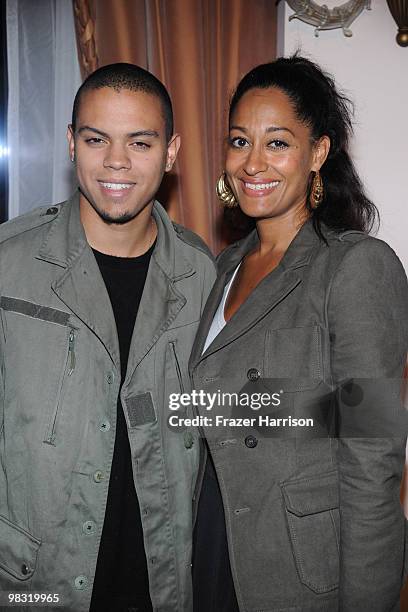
[
  {"xmin": 229, "ymin": 125, "xmax": 295, "ymax": 137},
  {"xmin": 77, "ymin": 126, "xmax": 160, "ymax": 139},
  {"xmin": 77, "ymin": 126, "xmax": 109, "ymax": 138},
  {"xmin": 128, "ymin": 130, "xmax": 159, "ymax": 138}
]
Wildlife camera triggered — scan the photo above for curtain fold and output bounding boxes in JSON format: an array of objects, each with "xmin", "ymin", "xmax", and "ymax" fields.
[
  {"xmin": 7, "ymin": 0, "xmax": 81, "ymax": 218},
  {"xmin": 72, "ymin": 0, "xmax": 277, "ymax": 252},
  {"xmin": 73, "ymin": 0, "xmax": 97, "ymax": 78}
]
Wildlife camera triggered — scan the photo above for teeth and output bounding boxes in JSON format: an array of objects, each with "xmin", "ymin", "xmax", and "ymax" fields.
[
  {"xmin": 100, "ymin": 182, "xmax": 133, "ymax": 190},
  {"xmin": 245, "ymin": 181, "xmax": 279, "ymax": 191}
]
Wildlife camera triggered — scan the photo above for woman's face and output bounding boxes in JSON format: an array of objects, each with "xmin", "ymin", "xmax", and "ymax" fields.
[{"xmin": 225, "ymin": 87, "xmax": 329, "ymax": 222}]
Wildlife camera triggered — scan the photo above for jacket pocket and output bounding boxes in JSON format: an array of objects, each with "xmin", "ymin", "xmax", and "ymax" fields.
[
  {"xmin": 43, "ymin": 327, "xmax": 76, "ymax": 445},
  {"xmin": 0, "ymin": 297, "xmax": 70, "ymax": 327},
  {"xmin": 264, "ymin": 326, "xmax": 323, "ymax": 392},
  {"xmin": 281, "ymin": 471, "xmax": 339, "ymax": 593},
  {"xmin": 0, "ymin": 515, "xmax": 41, "ymax": 581}
]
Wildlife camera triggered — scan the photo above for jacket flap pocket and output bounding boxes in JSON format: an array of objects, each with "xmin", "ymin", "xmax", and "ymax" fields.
[
  {"xmin": 282, "ymin": 472, "xmax": 340, "ymax": 593},
  {"xmin": 260, "ymin": 376, "xmax": 323, "ymax": 393},
  {"xmin": 282, "ymin": 471, "xmax": 339, "ymax": 516},
  {"xmin": 0, "ymin": 515, "xmax": 41, "ymax": 580},
  {"xmin": 0, "ymin": 296, "xmax": 71, "ymax": 327}
]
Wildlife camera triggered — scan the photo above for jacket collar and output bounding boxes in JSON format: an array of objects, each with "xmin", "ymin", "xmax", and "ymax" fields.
[
  {"xmin": 36, "ymin": 191, "xmax": 194, "ymax": 374},
  {"xmin": 189, "ymin": 219, "xmax": 324, "ymax": 370},
  {"xmin": 217, "ymin": 218, "xmax": 321, "ymax": 279},
  {"xmin": 37, "ymin": 191, "xmax": 194, "ymax": 280},
  {"xmin": 37, "ymin": 191, "xmax": 87, "ymax": 268}
]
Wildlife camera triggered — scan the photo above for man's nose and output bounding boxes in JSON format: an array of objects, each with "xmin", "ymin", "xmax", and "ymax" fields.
[{"xmin": 103, "ymin": 143, "xmax": 131, "ymax": 170}]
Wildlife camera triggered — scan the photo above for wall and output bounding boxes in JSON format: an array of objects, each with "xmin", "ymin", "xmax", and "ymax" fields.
[{"xmin": 278, "ymin": 1, "xmax": 408, "ymax": 272}]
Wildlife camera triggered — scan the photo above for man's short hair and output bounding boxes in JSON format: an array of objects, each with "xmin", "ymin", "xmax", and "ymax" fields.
[{"xmin": 71, "ymin": 63, "xmax": 174, "ymax": 141}]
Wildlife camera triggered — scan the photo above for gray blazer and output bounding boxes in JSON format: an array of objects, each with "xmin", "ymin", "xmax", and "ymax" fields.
[{"xmin": 189, "ymin": 220, "xmax": 408, "ymax": 612}]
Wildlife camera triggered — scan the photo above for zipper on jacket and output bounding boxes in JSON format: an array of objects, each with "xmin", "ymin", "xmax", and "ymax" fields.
[
  {"xmin": 44, "ymin": 328, "xmax": 75, "ymax": 445},
  {"xmin": 67, "ymin": 329, "xmax": 76, "ymax": 376},
  {"xmin": 169, "ymin": 340, "xmax": 184, "ymax": 394}
]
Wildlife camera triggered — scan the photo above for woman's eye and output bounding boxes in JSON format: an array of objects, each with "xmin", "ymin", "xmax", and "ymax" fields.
[
  {"xmin": 268, "ymin": 139, "xmax": 288, "ymax": 150},
  {"xmin": 229, "ymin": 136, "xmax": 249, "ymax": 149}
]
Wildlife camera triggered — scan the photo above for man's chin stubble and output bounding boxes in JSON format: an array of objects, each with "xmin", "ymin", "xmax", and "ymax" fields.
[{"xmin": 98, "ymin": 210, "xmax": 137, "ymax": 225}]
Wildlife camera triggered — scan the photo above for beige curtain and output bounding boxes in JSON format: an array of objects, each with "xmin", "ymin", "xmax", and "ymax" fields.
[{"xmin": 72, "ymin": 0, "xmax": 277, "ymax": 253}]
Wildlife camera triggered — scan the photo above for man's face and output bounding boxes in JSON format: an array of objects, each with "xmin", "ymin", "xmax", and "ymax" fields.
[{"xmin": 67, "ymin": 87, "xmax": 179, "ymax": 225}]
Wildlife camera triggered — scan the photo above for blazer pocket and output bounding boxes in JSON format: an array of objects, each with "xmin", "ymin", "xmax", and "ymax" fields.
[
  {"xmin": 0, "ymin": 514, "xmax": 41, "ymax": 581},
  {"xmin": 281, "ymin": 471, "xmax": 339, "ymax": 594},
  {"xmin": 264, "ymin": 325, "xmax": 323, "ymax": 392}
]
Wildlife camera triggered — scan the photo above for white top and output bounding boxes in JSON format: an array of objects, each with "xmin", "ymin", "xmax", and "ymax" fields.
[{"xmin": 202, "ymin": 263, "xmax": 241, "ymax": 354}]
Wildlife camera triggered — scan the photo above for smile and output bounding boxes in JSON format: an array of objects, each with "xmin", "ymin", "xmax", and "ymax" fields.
[
  {"xmin": 244, "ymin": 181, "xmax": 279, "ymax": 191},
  {"xmin": 99, "ymin": 182, "xmax": 134, "ymax": 191}
]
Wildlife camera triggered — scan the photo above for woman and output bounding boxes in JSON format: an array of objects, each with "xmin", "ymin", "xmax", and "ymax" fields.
[{"xmin": 191, "ymin": 56, "xmax": 408, "ymax": 612}]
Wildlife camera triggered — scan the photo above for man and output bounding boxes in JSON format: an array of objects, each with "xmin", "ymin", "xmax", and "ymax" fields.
[{"xmin": 0, "ymin": 63, "xmax": 215, "ymax": 612}]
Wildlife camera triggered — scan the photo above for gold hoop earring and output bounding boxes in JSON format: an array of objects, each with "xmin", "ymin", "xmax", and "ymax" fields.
[
  {"xmin": 310, "ymin": 170, "xmax": 324, "ymax": 209},
  {"xmin": 216, "ymin": 172, "xmax": 237, "ymax": 208}
]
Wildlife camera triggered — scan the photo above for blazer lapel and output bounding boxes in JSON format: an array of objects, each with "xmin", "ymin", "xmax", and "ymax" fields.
[
  {"xmin": 188, "ymin": 269, "xmax": 228, "ymax": 369},
  {"xmin": 188, "ymin": 231, "xmax": 252, "ymax": 371},
  {"xmin": 190, "ymin": 220, "xmax": 322, "ymax": 370},
  {"xmin": 201, "ymin": 267, "xmax": 302, "ymax": 360}
]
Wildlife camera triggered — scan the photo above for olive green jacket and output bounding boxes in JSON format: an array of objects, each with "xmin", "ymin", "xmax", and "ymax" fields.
[{"xmin": 0, "ymin": 193, "xmax": 216, "ymax": 611}]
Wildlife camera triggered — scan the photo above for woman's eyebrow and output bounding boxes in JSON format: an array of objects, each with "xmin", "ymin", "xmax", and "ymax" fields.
[
  {"xmin": 229, "ymin": 124, "xmax": 295, "ymax": 136},
  {"xmin": 265, "ymin": 126, "xmax": 295, "ymax": 136}
]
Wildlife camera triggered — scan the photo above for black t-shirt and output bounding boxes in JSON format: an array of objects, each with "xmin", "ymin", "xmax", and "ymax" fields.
[{"xmin": 90, "ymin": 244, "xmax": 155, "ymax": 612}]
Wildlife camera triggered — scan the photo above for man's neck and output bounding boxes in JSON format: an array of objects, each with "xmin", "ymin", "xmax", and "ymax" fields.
[{"xmin": 79, "ymin": 196, "xmax": 157, "ymax": 258}]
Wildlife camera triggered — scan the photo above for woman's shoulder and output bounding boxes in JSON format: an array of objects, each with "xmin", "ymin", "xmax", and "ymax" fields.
[
  {"xmin": 322, "ymin": 230, "xmax": 408, "ymax": 321},
  {"xmin": 323, "ymin": 228, "xmax": 405, "ymax": 275}
]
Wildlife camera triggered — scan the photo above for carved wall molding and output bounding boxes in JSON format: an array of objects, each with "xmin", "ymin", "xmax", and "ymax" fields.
[{"xmin": 286, "ymin": 0, "xmax": 371, "ymax": 37}]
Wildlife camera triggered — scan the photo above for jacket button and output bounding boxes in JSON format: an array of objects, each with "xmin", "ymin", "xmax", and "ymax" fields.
[
  {"xmin": 247, "ymin": 368, "xmax": 260, "ymax": 381},
  {"xmin": 45, "ymin": 206, "xmax": 58, "ymax": 215},
  {"xmin": 245, "ymin": 435, "xmax": 258, "ymax": 448},
  {"xmin": 100, "ymin": 420, "xmax": 110, "ymax": 432},
  {"xmin": 74, "ymin": 575, "xmax": 88, "ymax": 590},
  {"xmin": 82, "ymin": 520, "xmax": 96, "ymax": 535},
  {"xmin": 106, "ymin": 372, "xmax": 114, "ymax": 384},
  {"xmin": 184, "ymin": 431, "xmax": 194, "ymax": 449},
  {"xmin": 93, "ymin": 470, "xmax": 104, "ymax": 483},
  {"xmin": 21, "ymin": 563, "xmax": 30, "ymax": 576}
]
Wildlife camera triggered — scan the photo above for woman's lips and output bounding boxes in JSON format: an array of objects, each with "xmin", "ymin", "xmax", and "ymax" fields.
[{"xmin": 240, "ymin": 179, "xmax": 280, "ymax": 197}]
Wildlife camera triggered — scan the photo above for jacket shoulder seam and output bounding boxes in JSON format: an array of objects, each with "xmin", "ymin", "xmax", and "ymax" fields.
[
  {"xmin": 0, "ymin": 206, "xmax": 61, "ymax": 246},
  {"xmin": 324, "ymin": 235, "xmax": 395, "ymax": 328},
  {"xmin": 172, "ymin": 222, "xmax": 214, "ymax": 262}
]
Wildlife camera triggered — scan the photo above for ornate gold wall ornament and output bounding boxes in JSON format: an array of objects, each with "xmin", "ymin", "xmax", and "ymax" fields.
[
  {"xmin": 285, "ymin": 0, "xmax": 371, "ymax": 37},
  {"xmin": 386, "ymin": 0, "xmax": 408, "ymax": 47}
]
